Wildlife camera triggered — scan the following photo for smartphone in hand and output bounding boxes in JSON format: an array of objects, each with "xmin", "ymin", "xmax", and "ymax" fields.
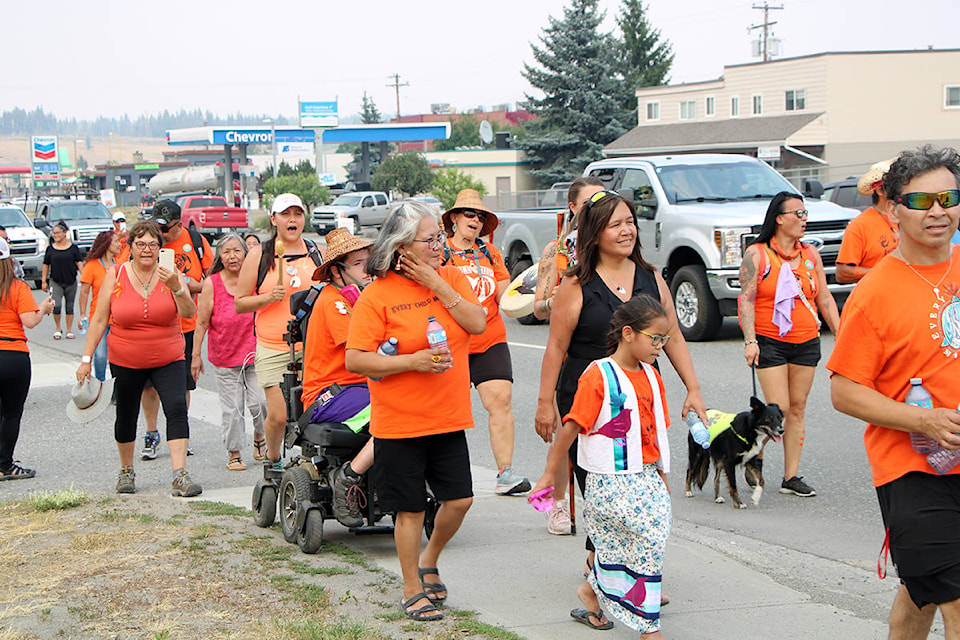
[{"xmin": 159, "ymin": 248, "xmax": 175, "ymax": 272}]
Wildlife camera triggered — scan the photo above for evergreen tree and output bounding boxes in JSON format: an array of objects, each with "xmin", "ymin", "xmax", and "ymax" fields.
[
  {"xmin": 360, "ymin": 92, "xmax": 382, "ymax": 124},
  {"xmin": 518, "ymin": 0, "xmax": 634, "ymax": 187},
  {"xmin": 617, "ymin": 0, "xmax": 674, "ymax": 104}
]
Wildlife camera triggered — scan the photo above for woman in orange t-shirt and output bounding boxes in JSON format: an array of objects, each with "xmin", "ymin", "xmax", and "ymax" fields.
[
  {"xmin": 0, "ymin": 238, "xmax": 53, "ymax": 480},
  {"xmin": 346, "ymin": 201, "xmax": 485, "ymax": 622},
  {"xmin": 78, "ymin": 230, "xmax": 121, "ymax": 382},
  {"xmin": 441, "ymin": 189, "xmax": 530, "ymax": 496},
  {"xmin": 738, "ymin": 191, "xmax": 840, "ymax": 498}
]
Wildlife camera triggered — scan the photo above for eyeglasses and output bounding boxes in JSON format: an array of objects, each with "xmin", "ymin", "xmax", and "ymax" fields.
[
  {"xmin": 133, "ymin": 241, "xmax": 160, "ymax": 250},
  {"xmin": 582, "ymin": 190, "xmax": 620, "ymax": 217},
  {"xmin": 411, "ymin": 233, "xmax": 445, "ymax": 250},
  {"xmin": 895, "ymin": 190, "xmax": 960, "ymax": 210},
  {"xmin": 637, "ymin": 329, "xmax": 670, "ymax": 347},
  {"xmin": 781, "ymin": 208, "xmax": 809, "ymax": 219},
  {"xmin": 460, "ymin": 210, "xmax": 488, "ymax": 223}
]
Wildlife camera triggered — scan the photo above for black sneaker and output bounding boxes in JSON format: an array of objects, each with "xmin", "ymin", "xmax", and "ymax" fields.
[
  {"xmin": 780, "ymin": 475, "xmax": 816, "ymax": 497},
  {"xmin": 745, "ymin": 457, "xmax": 763, "ymax": 488}
]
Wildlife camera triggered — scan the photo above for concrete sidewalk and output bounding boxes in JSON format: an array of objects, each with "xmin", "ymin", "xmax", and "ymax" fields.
[{"xmin": 203, "ymin": 469, "xmax": 903, "ymax": 640}]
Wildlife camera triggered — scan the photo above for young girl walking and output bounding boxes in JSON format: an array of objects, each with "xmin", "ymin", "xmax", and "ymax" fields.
[{"xmin": 533, "ymin": 293, "xmax": 672, "ymax": 637}]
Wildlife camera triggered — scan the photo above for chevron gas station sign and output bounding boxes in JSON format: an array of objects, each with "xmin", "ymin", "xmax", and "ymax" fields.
[{"xmin": 31, "ymin": 136, "xmax": 61, "ymax": 187}]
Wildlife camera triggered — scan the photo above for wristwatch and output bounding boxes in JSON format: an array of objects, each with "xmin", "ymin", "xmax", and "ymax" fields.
[{"xmin": 81, "ymin": 355, "xmax": 91, "ymax": 364}]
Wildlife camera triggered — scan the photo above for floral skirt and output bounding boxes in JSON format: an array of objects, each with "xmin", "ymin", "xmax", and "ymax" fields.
[{"xmin": 585, "ymin": 464, "xmax": 672, "ymax": 633}]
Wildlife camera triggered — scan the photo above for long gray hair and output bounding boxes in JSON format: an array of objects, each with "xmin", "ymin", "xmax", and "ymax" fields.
[
  {"xmin": 210, "ymin": 232, "xmax": 247, "ymax": 274},
  {"xmin": 367, "ymin": 201, "xmax": 438, "ymax": 278}
]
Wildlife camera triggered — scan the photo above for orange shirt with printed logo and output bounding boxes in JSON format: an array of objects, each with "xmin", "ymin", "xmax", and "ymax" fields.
[
  {"xmin": 827, "ymin": 245, "xmax": 960, "ymax": 486},
  {"xmin": 444, "ymin": 240, "xmax": 510, "ymax": 353},
  {"xmin": 836, "ymin": 206, "xmax": 899, "ymax": 270},
  {"xmin": 346, "ymin": 267, "xmax": 479, "ymax": 439},
  {"xmin": 302, "ymin": 284, "xmax": 367, "ymax": 408},
  {"xmin": 162, "ymin": 227, "xmax": 213, "ymax": 333},
  {"xmin": 0, "ymin": 280, "xmax": 39, "ymax": 353},
  {"xmin": 254, "ymin": 253, "xmax": 317, "ymax": 351}
]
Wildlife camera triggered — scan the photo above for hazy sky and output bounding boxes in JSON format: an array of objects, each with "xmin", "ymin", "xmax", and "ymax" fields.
[{"xmin": 4, "ymin": 0, "xmax": 958, "ymax": 123}]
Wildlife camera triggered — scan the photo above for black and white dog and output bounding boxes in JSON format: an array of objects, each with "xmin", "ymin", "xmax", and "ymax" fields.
[{"xmin": 684, "ymin": 397, "xmax": 784, "ymax": 509}]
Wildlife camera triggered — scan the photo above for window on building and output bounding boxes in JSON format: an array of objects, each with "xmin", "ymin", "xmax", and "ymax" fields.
[
  {"xmin": 731, "ymin": 96, "xmax": 740, "ymax": 117},
  {"xmin": 705, "ymin": 95, "xmax": 715, "ymax": 116},
  {"xmin": 646, "ymin": 101, "xmax": 660, "ymax": 121},
  {"xmin": 946, "ymin": 86, "xmax": 960, "ymax": 109},
  {"xmin": 680, "ymin": 100, "xmax": 696, "ymax": 120},
  {"xmin": 785, "ymin": 89, "xmax": 806, "ymax": 111},
  {"xmin": 752, "ymin": 94, "xmax": 763, "ymax": 115}
]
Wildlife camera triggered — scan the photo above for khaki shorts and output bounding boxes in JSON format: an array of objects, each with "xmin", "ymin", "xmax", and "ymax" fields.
[{"xmin": 255, "ymin": 343, "xmax": 302, "ymax": 389}]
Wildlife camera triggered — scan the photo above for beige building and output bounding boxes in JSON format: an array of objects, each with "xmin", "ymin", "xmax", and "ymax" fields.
[
  {"xmin": 423, "ymin": 148, "xmax": 535, "ymax": 196},
  {"xmin": 608, "ymin": 49, "xmax": 960, "ymax": 184}
]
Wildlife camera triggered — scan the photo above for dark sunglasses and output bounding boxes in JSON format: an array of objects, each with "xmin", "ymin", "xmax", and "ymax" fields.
[
  {"xmin": 895, "ymin": 190, "xmax": 960, "ymax": 210},
  {"xmin": 781, "ymin": 208, "xmax": 809, "ymax": 219},
  {"xmin": 582, "ymin": 190, "xmax": 621, "ymax": 216},
  {"xmin": 460, "ymin": 210, "xmax": 488, "ymax": 223}
]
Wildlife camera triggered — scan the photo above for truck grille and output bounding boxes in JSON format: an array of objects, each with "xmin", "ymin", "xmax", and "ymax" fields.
[
  {"xmin": 745, "ymin": 219, "xmax": 849, "ymax": 269},
  {"xmin": 9, "ymin": 238, "xmax": 37, "ymax": 256},
  {"xmin": 73, "ymin": 227, "xmax": 111, "ymax": 246}
]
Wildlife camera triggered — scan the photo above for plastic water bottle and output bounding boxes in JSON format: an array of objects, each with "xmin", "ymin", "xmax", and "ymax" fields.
[
  {"xmin": 78, "ymin": 317, "xmax": 88, "ymax": 334},
  {"xmin": 371, "ymin": 337, "xmax": 398, "ymax": 381},
  {"xmin": 927, "ymin": 404, "xmax": 960, "ymax": 475},
  {"xmin": 686, "ymin": 411, "xmax": 710, "ymax": 449},
  {"xmin": 906, "ymin": 378, "xmax": 940, "ymax": 453},
  {"xmin": 426, "ymin": 316, "xmax": 449, "ymax": 369}
]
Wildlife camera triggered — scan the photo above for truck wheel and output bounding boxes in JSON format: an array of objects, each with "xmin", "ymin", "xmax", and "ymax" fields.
[
  {"xmin": 670, "ymin": 265, "xmax": 722, "ymax": 342},
  {"xmin": 509, "ymin": 259, "xmax": 542, "ymax": 326}
]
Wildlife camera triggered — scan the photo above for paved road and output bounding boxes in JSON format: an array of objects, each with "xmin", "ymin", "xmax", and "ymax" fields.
[{"xmin": 3, "ymin": 283, "xmax": 946, "ymax": 638}]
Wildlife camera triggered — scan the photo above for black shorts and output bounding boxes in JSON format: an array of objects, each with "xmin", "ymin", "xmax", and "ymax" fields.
[
  {"xmin": 144, "ymin": 331, "xmax": 196, "ymax": 392},
  {"xmin": 757, "ymin": 335, "xmax": 821, "ymax": 369},
  {"xmin": 876, "ymin": 471, "xmax": 960, "ymax": 608},
  {"xmin": 374, "ymin": 430, "xmax": 473, "ymax": 513},
  {"xmin": 469, "ymin": 342, "xmax": 513, "ymax": 386}
]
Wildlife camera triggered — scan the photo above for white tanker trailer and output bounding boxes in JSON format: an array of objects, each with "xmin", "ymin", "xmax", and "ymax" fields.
[{"xmin": 148, "ymin": 165, "xmax": 222, "ymax": 196}]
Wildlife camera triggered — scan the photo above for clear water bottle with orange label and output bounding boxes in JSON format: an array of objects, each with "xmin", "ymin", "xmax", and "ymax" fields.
[{"xmin": 426, "ymin": 316, "xmax": 449, "ymax": 365}]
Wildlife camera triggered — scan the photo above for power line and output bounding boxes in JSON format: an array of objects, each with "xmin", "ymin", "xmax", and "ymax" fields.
[
  {"xmin": 749, "ymin": 2, "xmax": 783, "ymax": 62},
  {"xmin": 386, "ymin": 73, "xmax": 409, "ymax": 121}
]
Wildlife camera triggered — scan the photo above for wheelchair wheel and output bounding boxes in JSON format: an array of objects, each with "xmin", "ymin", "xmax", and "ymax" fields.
[
  {"xmin": 280, "ymin": 467, "xmax": 314, "ymax": 544},
  {"xmin": 252, "ymin": 484, "xmax": 276, "ymax": 528},
  {"xmin": 424, "ymin": 493, "xmax": 440, "ymax": 539},
  {"xmin": 298, "ymin": 509, "xmax": 324, "ymax": 554}
]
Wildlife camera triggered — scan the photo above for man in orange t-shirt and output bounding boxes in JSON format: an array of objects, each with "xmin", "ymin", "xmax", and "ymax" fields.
[
  {"xmin": 139, "ymin": 199, "xmax": 213, "ymax": 460},
  {"xmin": 836, "ymin": 159, "xmax": 899, "ymax": 284},
  {"xmin": 829, "ymin": 146, "xmax": 960, "ymax": 636}
]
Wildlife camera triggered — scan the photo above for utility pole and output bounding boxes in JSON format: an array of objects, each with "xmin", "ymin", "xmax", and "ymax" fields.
[
  {"xmin": 386, "ymin": 73, "xmax": 409, "ymax": 121},
  {"xmin": 749, "ymin": 2, "xmax": 783, "ymax": 62}
]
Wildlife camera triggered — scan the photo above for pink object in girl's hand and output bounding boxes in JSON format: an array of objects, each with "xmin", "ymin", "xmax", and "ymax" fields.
[{"xmin": 528, "ymin": 486, "xmax": 555, "ymax": 512}]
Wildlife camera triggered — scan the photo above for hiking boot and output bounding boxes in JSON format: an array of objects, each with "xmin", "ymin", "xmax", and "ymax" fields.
[
  {"xmin": 780, "ymin": 475, "xmax": 816, "ymax": 497},
  {"xmin": 745, "ymin": 457, "xmax": 763, "ymax": 488},
  {"xmin": 331, "ymin": 463, "xmax": 364, "ymax": 528},
  {"xmin": 495, "ymin": 466, "xmax": 531, "ymax": 495},
  {"xmin": 172, "ymin": 469, "xmax": 202, "ymax": 497},
  {"xmin": 116, "ymin": 467, "xmax": 135, "ymax": 494},
  {"xmin": 141, "ymin": 431, "xmax": 160, "ymax": 460},
  {"xmin": 547, "ymin": 500, "xmax": 572, "ymax": 535}
]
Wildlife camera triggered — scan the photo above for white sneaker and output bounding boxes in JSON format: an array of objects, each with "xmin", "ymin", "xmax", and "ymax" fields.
[{"xmin": 547, "ymin": 500, "xmax": 572, "ymax": 535}]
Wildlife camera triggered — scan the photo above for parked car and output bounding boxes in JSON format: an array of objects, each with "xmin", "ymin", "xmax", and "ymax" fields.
[
  {"xmin": 0, "ymin": 204, "xmax": 48, "ymax": 289},
  {"xmin": 311, "ymin": 191, "xmax": 391, "ymax": 235},
  {"xmin": 820, "ymin": 177, "xmax": 872, "ymax": 212},
  {"xmin": 174, "ymin": 194, "xmax": 248, "ymax": 237},
  {"xmin": 33, "ymin": 199, "xmax": 114, "ymax": 257},
  {"xmin": 495, "ymin": 154, "xmax": 859, "ymax": 341}
]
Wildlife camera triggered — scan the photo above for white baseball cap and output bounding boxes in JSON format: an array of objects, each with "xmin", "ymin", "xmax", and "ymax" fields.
[
  {"xmin": 0, "ymin": 238, "xmax": 10, "ymax": 260},
  {"xmin": 112, "ymin": 212, "xmax": 126, "ymax": 222},
  {"xmin": 271, "ymin": 193, "xmax": 306, "ymax": 215}
]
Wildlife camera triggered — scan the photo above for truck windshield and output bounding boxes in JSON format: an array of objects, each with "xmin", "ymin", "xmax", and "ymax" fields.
[
  {"xmin": 332, "ymin": 195, "xmax": 362, "ymax": 206},
  {"xmin": 49, "ymin": 203, "xmax": 112, "ymax": 221},
  {"xmin": 0, "ymin": 208, "xmax": 31, "ymax": 227},
  {"xmin": 657, "ymin": 162, "xmax": 796, "ymax": 204}
]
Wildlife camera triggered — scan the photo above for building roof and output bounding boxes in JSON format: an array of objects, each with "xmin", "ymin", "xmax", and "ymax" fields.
[{"xmin": 605, "ymin": 112, "xmax": 823, "ymax": 156}]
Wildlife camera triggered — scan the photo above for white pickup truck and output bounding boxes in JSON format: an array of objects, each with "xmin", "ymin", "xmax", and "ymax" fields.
[{"xmin": 495, "ymin": 154, "xmax": 858, "ymax": 340}]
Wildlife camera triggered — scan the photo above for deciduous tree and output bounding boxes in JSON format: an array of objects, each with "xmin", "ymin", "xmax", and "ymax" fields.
[
  {"xmin": 371, "ymin": 152, "xmax": 433, "ymax": 197},
  {"xmin": 431, "ymin": 168, "xmax": 487, "ymax": 209}
]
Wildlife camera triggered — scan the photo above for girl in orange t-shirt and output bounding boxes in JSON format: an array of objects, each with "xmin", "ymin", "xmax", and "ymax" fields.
[
  {"xmin": 78, "ymin": 230, "xmax": 121, "ymax": 382},
  {"xmin": 532, "ymin": 294, "xmax": 672, "ymax": 636},
  {"xmin": 346, "ymin": 202, "xmax": 485, "ymax": 622},
  {"xmin": 0, "ymin": 238, "xmax": 53, "ymax": 480},
  {"xmin": 441, "ymin": 189, "xmax": 529, "ymax": 495},
  {"xmin": 738, "ymin": 192, "xmax": 841, "ymax": 498}
]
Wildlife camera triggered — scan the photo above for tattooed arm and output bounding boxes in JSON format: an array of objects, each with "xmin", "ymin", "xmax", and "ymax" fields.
[
  {"xmin": 739, "ymin": 244, "xmax": 762, "ymax": 366},
  {"xmin": 533, "ymin": 240, "xmax": 559, "ymax": 320}
]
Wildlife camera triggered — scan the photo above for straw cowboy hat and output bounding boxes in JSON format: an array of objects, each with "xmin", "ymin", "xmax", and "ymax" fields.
[
  {"xmin": 66, "ymin": 377, "xmax": 115, "ymax": 424},
  {"xmin": 857, "ymin": 158, "xmax": 896, "ymax": 195},
  {"xmin": 312, "ymin": 227, "xmax": 373, "ymax": 281},
  {"xmin": 442, "ymin": 189, "xmax": 499, "ymax": 237}
]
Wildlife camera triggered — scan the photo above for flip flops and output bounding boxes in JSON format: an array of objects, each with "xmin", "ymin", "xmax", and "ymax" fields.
[
  {"xmin": 400, "ymin": 592, "xmax": 443, "ymax": 621},
  {"xmin": 226, "ymin": 457, "xmax": 247, "ymax": 471},
  {"xmin": 253, "ymin": 438, "xmax": 267, "ymax": 462},
  {"xmin": 570, "ymin": 608, "xmax": 614, "ymax": 630},
  {"xmin": 418, "ymin": 567, "xmax": 447, "ymax": 604}
]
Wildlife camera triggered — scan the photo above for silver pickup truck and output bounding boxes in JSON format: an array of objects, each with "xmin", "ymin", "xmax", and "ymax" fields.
[
  {"xmin": 311, "ymin": 191, "xmax": 391, "ymax": 235},
  {"xmin": 495, "ymin": 154, "xmax": 858, "ymax": 341}
]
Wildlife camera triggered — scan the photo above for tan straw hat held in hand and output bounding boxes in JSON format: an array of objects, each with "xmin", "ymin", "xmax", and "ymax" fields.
[
  {"xmin": 312, "ymin": 228, "xmax": 373, "ymax": 281},
  {"xmin": 857, "ymin": 158, "xmax": 896, "ymax": 196},
  {"xmin": 441, "ymin": 189, "xmax": 499, "ymax": 237}
]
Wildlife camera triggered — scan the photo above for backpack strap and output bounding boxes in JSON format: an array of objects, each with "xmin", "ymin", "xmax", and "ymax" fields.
[
  {"xmin": 187, "ymin": 227, "xmax": 205, "ymax": 266},
  {"xmin": 442, "ymin": 237, "xmax": 492, "ymax": 266},
  {"xmin": 256, "ymin": 237, "xmax": 324, "ymax": 292}
]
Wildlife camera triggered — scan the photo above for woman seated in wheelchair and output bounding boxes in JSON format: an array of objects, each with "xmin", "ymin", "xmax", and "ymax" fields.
[{"xmin": 301, "ymin": 228, "xmax": 375, "ymax": 528}]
